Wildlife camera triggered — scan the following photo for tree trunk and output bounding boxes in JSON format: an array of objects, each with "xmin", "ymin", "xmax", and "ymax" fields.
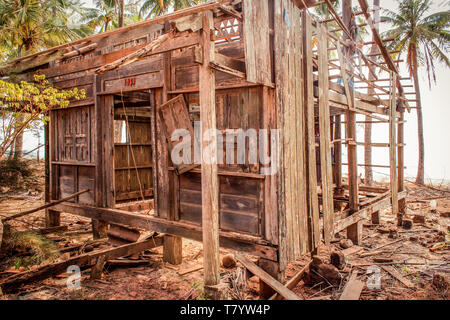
[
  {"xmin": 364, "ymin": 0, "xmax": 380, "ymax": 186},
  {"xmin": 118, "ymin": 0, "xmax": 124, "ymax": 27},
  {"xmin": 413, "ymin": 66, "xmax": 425, "ymax": 185},
  {"xmin": 13, "ymin": 114, "xmax": 25, "ymax": 160}
]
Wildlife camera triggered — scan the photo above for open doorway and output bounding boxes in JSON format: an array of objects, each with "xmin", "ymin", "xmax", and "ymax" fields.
[{"xmin": 113, "ymin": 90, "xmax": 154, "ymax": 207}]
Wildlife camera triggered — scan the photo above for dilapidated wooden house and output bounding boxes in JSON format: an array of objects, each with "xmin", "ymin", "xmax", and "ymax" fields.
[{"xmin": 1, "ymin": 0, "xmax": 413, "ymax": 295}]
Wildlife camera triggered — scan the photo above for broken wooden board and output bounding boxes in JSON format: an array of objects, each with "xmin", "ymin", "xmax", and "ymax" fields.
[
  {"xmin": 339, "ymin": 271, "xmax": 364, "ymax": 300},
  {"xmin": 178, "ymin": 265, "xmax": 203, "ymax": 276},
  {"xmin": 341, "ymin": 245, "xmax": 364, "ymax": 257},
  {"xmin": 242, "ymin": 0, "xmax": 271, "ymax": 86},
  {"xmin": 382, "ymin": 266, "xmax": 414, "ymax": 288},
  {"xmin": 235, "ymin": 253, "xmax": 301, "ymax": 300},
  {"xmin": 158, "ymin": 94, "xmax": 199, "ymax": 175}
]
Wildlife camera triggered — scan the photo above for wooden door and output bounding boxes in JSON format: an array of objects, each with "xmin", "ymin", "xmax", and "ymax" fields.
[{"xmin": 158, "ymin": 94, "xmax": 198, "ymax": 175}]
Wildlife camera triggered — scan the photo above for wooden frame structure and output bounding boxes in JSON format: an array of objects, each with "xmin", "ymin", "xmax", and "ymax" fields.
[{"xmin": 1, "ymin": 0, "xmax": 412, "ymax": 294}]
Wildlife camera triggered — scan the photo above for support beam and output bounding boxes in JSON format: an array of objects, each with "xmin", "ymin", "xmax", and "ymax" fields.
[
  {"xmin": 397, "ymin": 111, "xmax": 406, "ymax": 226},
  {"xmin": 302, "ymin": 11, "xmax": 320, "ymax": 251},
  {"xmin": 317, "ymin": 24, "xmax": 334, "ymax": 245},
  {"xmin": 389, "ymin": 73, "xmax": 399, "ymax": 218},
  {"xmin": 342, "ymin": 0, "xmax": 360, "ymax": 245},
  {"xmin": 200, "ymin": 10, "xmax": 221, "ymax": 298},
  {"xmin": 51, "ymin": 202, "xmax": 278, "ymax": 261},
  {"xmin": 44, "ymin": 122, "xmax": 60, "ymax": 228}
]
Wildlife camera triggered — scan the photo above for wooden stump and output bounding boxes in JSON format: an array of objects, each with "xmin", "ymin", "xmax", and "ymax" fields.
[
  {"xmin": 258, "ymin": 258, "xmax": 284, "ymax": 299},
  {"xmin": 371, "ymin": 211, "xmax": 380, "ymax": 225},
  {"xmin": 163, "ymin": 235, "xmax": 182, "ymax": 265},
  {"xmin": 92, "ymin": 219, "xmax": 108, "ymax": 240},
  {"xmin": 347, "ymin": 220, "xmax": 363, "ymax": 245},
  {"xmin": 45, "ymin": 209, "xmax": 61, "ymax": 228}
]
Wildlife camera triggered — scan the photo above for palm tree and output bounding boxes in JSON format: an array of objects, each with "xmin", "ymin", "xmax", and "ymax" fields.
[
  {"xmin": 0, "ymin": 0, "xmax": 88, "ymax": 57},
  {"xmin": 0, "ymin": 0, "xmax": 89, "ymax": 159},
  {"xmin": 83, "ymin": 0, "xmax": 118, "ymax": 32},
  {"xmin": 139, "ymin": 0, "xmax": 204, "ymax": 19},
  {"xmin": 118, "ymin": 0, "xmax": 124, "ymax": 27},
  {"xmin": 83, "ymin": 0, "xmax": 142, "ymax": 32},
  {"xmin": 383, "ymin": 0, "xmax": 450, "ymax": 185}
]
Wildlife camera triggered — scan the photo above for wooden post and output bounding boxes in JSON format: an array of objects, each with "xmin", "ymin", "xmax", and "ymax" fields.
[
  {"xmin": 397, "ymin": 108, "xmax": 405, "ymax": 226},
  {"xmin": 333, "ymin": 115, "xmax": 343, "ymax": 194},
  {"xmin": 44, "ymin": 122, "xmax": 60, "ymax": 227},
  {"xmin": 371, "ymin": 211, "xmax": 380, "ymax": 225},
  {"xmin": 161, "ymin": 21, "xmax": 184, "ymax": 263},
  {"xmin": 389, "ymin": 72, "xmax": 399, "ymax": 219},
  {"xmin": 200, "ymin": 10, "xmax": 221, "ymax": 299},
  {"xmin": 258, "ymin": 258, "xmax": 284, "ymax": 299},
  {"xmin": 302, "ymin": 11, "xmax": 320, "ymax": 251},
  {"xmin": 317, "ymin": 24, "xmax": 334, "ymax": 245},
  {"xmin": 163, "ymin": 234, "xmax": 182, "ymax": 265},
  {"xmin": 93, "ymin": 76, "xmax": 110, "ymax": 239},
  {"xmin": 342, "ymin": 0, "xmax": 361, "ymax": 245}
]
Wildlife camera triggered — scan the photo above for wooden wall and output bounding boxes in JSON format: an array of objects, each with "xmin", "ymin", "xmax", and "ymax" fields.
[
  {"xmin": 274, "ymin": 0, "xmax": 321, "ymax": 268},
  {"xmin": 38, "ymin": 8, "xmax": 280, "ymax": 249}
]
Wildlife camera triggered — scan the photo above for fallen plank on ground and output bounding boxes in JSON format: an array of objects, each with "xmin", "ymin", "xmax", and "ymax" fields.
[
  {"xmin": 382, "ymin": 265, "xmax": 414, "ymax": 288},
  {"xmin": 339, "ymin": 271, "xmax": 364, "ymax": 300},
  {"xmin": 235, "ymin": 253, "xmax": 301, "ymax": 300}
]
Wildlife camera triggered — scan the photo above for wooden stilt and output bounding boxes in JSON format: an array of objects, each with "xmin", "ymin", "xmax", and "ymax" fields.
[
  {"xmin": 163, "ymin": 234, "xmax": 183, "ymax": 265},
  {"xmin": 302, "ymin": 11, "xmax": 320, "ymax": 252},
  {"xmin": 397, "ymin": 95, "xmax": 405, "ymax": 226},
  {"xmin": 389, "ymin": 72, "xmax": 399, "ymax": 220},
  {"xmin": 92, "ymin": 219, "xmax": 108, "ymax": 240},
  {"xmin": 200, "ymin": 10, "xmax": 221, "ymax": 299},
  {"xmin": 258, "ymin": 258, "xmax": 284, "ymax": 299},
  {"xmin": 44, "ymin": 121, "xmax": 60, "ymax": 228},
  {"xmin": 371, "ymin": 211, "xmax": 380, "ymax": 225},
  {"xmin": 342, "ymin": 0, "xmax": 361, "ymax": 245},
  {"xmin": 347, "ymin": 220, "xmax": 363, "ymax": 245},
  {"xmin": 317, "ymin": 24, "xmax": 334, "ymax": 245}
]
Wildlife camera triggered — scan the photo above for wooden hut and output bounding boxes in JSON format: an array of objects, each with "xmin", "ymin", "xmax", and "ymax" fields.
[{"xmin": 1, "ymin": 0, "xmax": 412, "ymax": 296}]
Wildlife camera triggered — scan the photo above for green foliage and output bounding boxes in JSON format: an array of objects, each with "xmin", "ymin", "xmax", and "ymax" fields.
[
  {"xmin": 2, "ymin": 224, "xmax": 60, "ymax": 266},
  {"xmin": 0, "ymin": 0, "xmax": 91, "ymax": 60},
  {"xmin": 383, "ymin": 0, "xmax": 450, "ymax": 87},
  {"xmin": 139, "ymin": 0, "xmax": 206, "ymax": 19},
  {"xmin": 0, "ymin": 74, "xmax": 85, "ymax": 158},
  {"xmin": 190, "ymin": 280, "xmax": 212, "ymax": 300}
]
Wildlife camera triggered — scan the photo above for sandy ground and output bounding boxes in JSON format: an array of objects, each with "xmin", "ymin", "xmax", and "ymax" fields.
[{"xmin": 0, "ymin": 160, "xmax": 448, "ymax": 300}]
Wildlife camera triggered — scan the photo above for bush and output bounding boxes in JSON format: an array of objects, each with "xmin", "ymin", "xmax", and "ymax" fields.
[{"xmin": 0, "ymin": 158, "xmax": 33, "ymax": 189}]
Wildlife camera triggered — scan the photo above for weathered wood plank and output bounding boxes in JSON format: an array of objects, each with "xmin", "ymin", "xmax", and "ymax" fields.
[
  {"xmin": 200, "ymin": 11, "xmax": 221, "ymax": 294},
  {"xmin": 339, "ymin": 271, "xmax": 364, "ymax": 300},
  {"xmin": 389, "ymin": 73, "xmax": 399, "ymax": 217},
  {"xmin": 242, "ymin": 0, "xmax": 271, "ymax": 86},
  {"xmin": 317, "ymin": 25, "xmax": 334, "ymax": 245},
  {"xmin": 302, "ymin": 11, "xmax": 320, "ymax": 251},
  {"xmin": 236, "ymin": 254, "xmax": 300, "ymax": 300}
]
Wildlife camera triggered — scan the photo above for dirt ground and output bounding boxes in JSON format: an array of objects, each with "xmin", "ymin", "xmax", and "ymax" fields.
[{"xmin": 0, "ymin": 160, "xmax": 448, "ymax": 300}]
